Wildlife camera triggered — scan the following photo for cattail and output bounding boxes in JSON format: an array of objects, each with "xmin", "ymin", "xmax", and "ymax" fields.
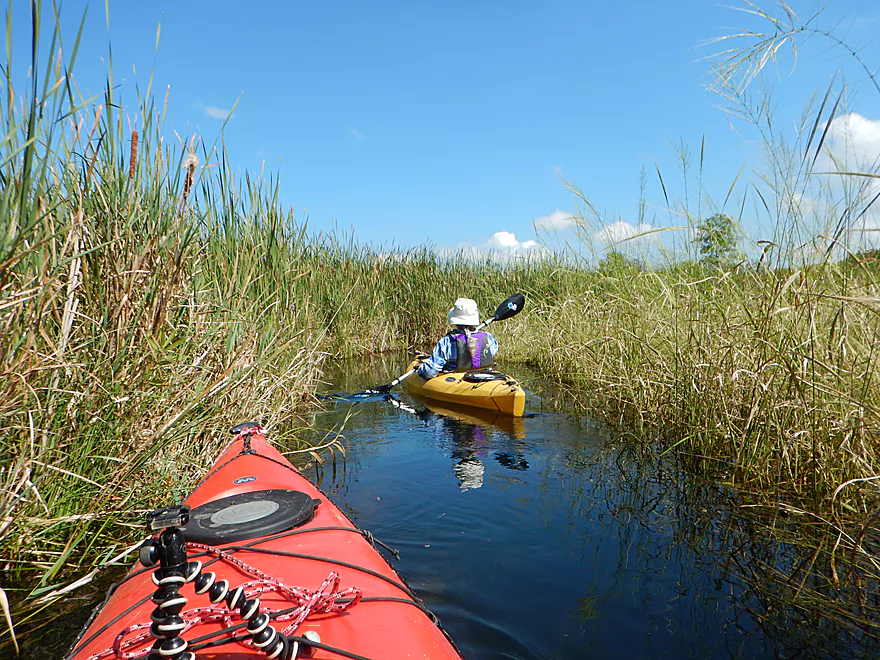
[
  {"xmin": 129, "ymin": 130, "xmax": 138, "ymax": 179},
  {"xmin": 182, "ymin": 150, "xmax": 199, "ymax": 205}
]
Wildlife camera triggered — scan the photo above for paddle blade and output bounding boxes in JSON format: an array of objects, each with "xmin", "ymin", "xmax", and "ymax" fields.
[{"xmin": 492, "ymin": 293, "xmax": 525, "ymax": 322}]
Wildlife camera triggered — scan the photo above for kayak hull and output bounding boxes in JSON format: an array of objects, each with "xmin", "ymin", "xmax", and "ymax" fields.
[
  {"xmin": 404, "ymin": 359, "xmax": 525, "ymax": 417},
  {"xmin": 66, "ymin": 427, "xmax": 461, "ymax": 660}
]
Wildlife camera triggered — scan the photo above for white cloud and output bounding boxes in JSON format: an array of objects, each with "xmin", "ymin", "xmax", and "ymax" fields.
[
  {"xmin": 533, "ymin": 209, "xmax": 576, "ymax": 231},
  {"xmin": 455, "ymin": 231, "xmax": 547, "ymax": 261},
  {"xmin": 594, "ymin": 221, "xmax": 654, "ymax": 244},
  {"xmin": 204, "ymin": 106, "xmax": 231, "ymax": 119},
  {"xmin": 825, "ymin": 112, "xmax": 880, "ymax": 168},
  {"xmin": 821, "ymin": 113, "xmax": 880, "ymax": 249},
  {"xmin": 350, "ymin": 127, "xmax": 366, "ymax": 139},
  {"xmin": 487, "ymin": 231, "xmax": 538, "ymax": 251}
]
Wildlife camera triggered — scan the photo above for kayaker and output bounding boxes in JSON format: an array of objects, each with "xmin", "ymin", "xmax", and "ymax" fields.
[{"xmin": 417, "ymin": 298, "xmax": 499, "ymax": 379}]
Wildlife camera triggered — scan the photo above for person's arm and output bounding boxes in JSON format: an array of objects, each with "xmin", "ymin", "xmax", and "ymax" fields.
[{"xmin": 418, "ymin": 336, "xmax": 452, "ymax": 379}]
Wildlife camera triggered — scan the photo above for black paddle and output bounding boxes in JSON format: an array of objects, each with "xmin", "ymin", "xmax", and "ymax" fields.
[{"xmin": 366, "ymin": 293, "xmax": 526, "ymax": 395}]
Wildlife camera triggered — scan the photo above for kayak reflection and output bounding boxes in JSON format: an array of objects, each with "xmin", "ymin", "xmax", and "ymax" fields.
[{"xmin": 409, "ymin": 397, "xmax": 530, "ymax": 491}]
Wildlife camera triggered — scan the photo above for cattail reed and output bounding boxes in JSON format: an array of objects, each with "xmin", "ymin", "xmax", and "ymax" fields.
[
  {"xmin": 129, "ymin": 129, "xmax": 138, "ymax": 179},
  {"xmin": 182, "ymin": 149, "xmax": 198, "ymax": 205},
  {"xmin": 0, "ymin": 0, "xmax": 552, "ymax": 604}
]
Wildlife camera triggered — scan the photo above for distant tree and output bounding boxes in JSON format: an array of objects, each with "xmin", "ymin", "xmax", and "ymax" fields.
[
  {"xmin": 842, "ymin": 249, "xmax": 880, "ymax": 273},
  {"xmin": 852, "ymin": 249, "xmax": 880, "ymax": 264},
  {"xmin": 598, "ymin": 250, "xmax": 644, "ymax": 275},
  {"xmin": 693, "ymin": 213, "xmax": 738, "ymax": 267}
]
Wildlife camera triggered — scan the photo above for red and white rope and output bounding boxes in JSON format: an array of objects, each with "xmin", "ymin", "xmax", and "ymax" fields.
[{"xmin": 85, "ymin": 542, "xmax": 362, "ymax": 660}]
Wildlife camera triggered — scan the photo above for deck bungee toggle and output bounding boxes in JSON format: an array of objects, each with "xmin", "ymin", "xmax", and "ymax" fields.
[
  {"xmin": 128, "ymin": 509, "xmax": 352, "ymax": 660},
  {"xmin": 68, "ymin": 423, "xmax": 462, "ymax": 660}
]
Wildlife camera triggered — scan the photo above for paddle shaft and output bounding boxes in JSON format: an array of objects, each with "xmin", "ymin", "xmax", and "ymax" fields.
[{"xmin": 387, "ymin": 368, "xmax": 417, "ymax": 389}]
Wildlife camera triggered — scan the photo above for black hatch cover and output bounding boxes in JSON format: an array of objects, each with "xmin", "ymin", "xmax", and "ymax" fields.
[{"xmin": 186, "ymin": 489, "xmax": 319, "ymax": 544}]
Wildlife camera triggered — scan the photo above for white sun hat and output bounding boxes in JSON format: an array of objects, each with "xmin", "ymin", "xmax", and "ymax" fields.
[{"xmin": 448, "ymin": 298, "xmax": 480, "ymax": 326}]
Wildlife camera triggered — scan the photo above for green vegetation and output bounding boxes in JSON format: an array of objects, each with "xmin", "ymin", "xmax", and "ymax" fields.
[
  {"xmin": 693, "ymin": 213, "xmax": 739, "ymax": 267},
  {"xmin": 3, "ymin": 0, "xmax": 880, "ymax": 651},
  {"xmin": 509, "ymin": 261, "xmax": 880, "ymax": 510},
  {"xmin": 503, "ymin": 2, "xmax": 880, "ymax": 518},
  {"xmin": 503, "ymin": 3, "xmax": 880, "ymax": 641}
]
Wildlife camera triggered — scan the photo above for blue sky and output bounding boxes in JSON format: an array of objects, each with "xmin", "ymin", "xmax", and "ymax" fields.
[{"xmin": 10, "ymin": 1, "xmax": 880, "ymax": 256}]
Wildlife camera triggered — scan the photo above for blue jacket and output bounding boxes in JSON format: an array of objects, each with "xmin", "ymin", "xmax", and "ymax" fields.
[{"xmin": 417, "ymin": 331, "xmax": 499, "ymax": 379}]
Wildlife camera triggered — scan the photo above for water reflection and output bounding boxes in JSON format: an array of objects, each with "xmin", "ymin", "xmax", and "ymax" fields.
[
  {"xmin": 411, "ymin": 399, "xmax": 528, "ymax": 492},
  {"xmin": 309, "ymin": 390, "xmax": 754, "ymax": 656}
]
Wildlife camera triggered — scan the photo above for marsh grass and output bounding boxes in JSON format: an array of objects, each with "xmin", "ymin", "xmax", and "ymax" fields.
[
  {"xmin": 0, "ymin": 5, "xmax": 326, "ymax": 596},
  {"xmin": 501, "ymin": 1, "xmax": 880, "ymax": 640},
  {"xmin": 510, "ymin": 261, "xmax": 880, "ymax": 505}
]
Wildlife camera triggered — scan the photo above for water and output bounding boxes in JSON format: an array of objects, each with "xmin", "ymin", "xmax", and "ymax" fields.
[{"xmin": 309, "ymin": 360, "xmax": 770, "ymax": 659}]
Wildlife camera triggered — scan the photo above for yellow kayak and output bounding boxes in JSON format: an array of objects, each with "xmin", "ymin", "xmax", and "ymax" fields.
[{"xmin": 404, "ymin": 359, "xmax": 526, "ymax": 417}]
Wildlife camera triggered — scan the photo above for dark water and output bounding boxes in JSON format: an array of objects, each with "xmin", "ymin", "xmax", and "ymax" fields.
[
  {"xmin": 309, "ymin": 360, "xmax": 766, "ymax": 659},
  {"xmin": 8, "ymin": 358, "xmax": 878, "ymax": 658},
  {"xmin": 308, "ymin": 358, "xmax": 880, "ymax": 660}
]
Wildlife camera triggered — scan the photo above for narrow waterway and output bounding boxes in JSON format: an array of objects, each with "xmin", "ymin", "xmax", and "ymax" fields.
[{"xmin": 309, "ymin": 357, "xmax": 872, "ymax": 659}]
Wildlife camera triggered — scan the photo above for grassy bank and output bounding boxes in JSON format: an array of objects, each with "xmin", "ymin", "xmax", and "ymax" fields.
[
  {"xmin": 507, "ymin": 260, "xmax": 880, "ymax": 511},
  {"xmin": 502, "ymin": 1, "xmax": 880, "ymax": 519},
  {"xmin": 501, "ymin": 4, "xmax": 880, "ymax": 635}
]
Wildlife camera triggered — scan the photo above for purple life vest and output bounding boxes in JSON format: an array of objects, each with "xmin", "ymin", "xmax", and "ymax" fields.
[{"xmin": 450, "ymin": 331, "xmax": 494, "ymax": 371}]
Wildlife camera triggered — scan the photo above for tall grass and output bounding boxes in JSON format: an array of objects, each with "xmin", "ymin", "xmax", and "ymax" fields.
[
  {"xmin": 499, "ymin": 5, "xmax": 880, "ymax": 630},
  {"xmin": 0, "ymin": 3, "xmax": 572, "ymax": 619},
  {"xmin": 0, "ymin": 6, "xmax": 324, "ymax": 594},
  {"xmin": 506, "ymin": 0, "xmax": 880, "ymax": 560},
  {"xmin": 510, "ymin": 261, "xmax": 880, "ymax": 506}
]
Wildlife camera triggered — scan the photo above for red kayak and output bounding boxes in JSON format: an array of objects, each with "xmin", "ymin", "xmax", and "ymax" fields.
[{"xmin": 66, "ymin": 423, "xmax": 461, "ymax": 660}]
